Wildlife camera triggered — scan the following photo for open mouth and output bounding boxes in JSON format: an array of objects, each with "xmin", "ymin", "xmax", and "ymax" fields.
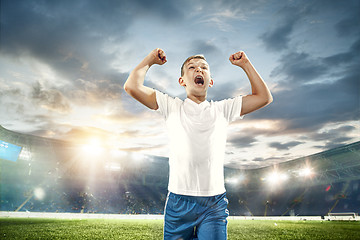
[{"xmin": 194, "ymin": 75, "xmax": 204, "ymax": 85}]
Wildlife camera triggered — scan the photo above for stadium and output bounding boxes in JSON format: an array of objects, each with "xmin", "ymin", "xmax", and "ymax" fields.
[{"xmin": 1, "ymin": 124, "xmax": 359, "ymax": 239}]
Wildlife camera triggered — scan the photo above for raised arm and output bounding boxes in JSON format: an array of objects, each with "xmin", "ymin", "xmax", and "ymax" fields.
[
  {"xmin": 123, "ymin": 48, "xmax": 167, "ymax": 110},
  {"xmin": 229, "ymin": 51, "xmax": 273, "ymax": 116}
]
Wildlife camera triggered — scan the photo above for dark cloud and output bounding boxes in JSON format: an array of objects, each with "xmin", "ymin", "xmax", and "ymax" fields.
[
  {"xmin": 307, "ymin": 125, "xmax": 357, "ymax": 151},
  {"xmin": 1, "ymin": 0, "xmax": 183, "ymax": 55},
  {"xmin": 1, "ymin": 0, "xmax": 182, "ymax": 54},
  {"xmin": 260, "ymin": 4, "xmax": 305, "ymax": 52},
  {"xmin": 23, "ymin": 114, "xmax": 55, "ymax": 128},
  {"xmin": 253, "ymin": 157, "xmax": 265, "ymax": 162},
  {"xmin": 323, "ymin": 39, "xmax": 360, "ymax": 66},
  {"xmin": 228, "ymin": 155, "xmax": 291, "ymax": 169},
  {"xmin": 0, "ymin": 88, "xmax": 22, "ymax": 98},
  {"xmin": 189, "ymin": 40, "xmax": 220, "ymax": 56},
  {"xmin": 268, "ymin": 141, "xmax": 303, "ymax": 151},
  {"xmin": 260, "ymin": 0, "xmax": 360, "ymax": 52},
  {"xmin": 321, "ymin": 137, "xmax": 355, "ymax": 150},
  {"xmin": 251, "ymin": 35, "xmax": 360, "ymax": 137},
  {"xmin": 128, "ymin": 0, "xmax": 184, "ymax": 21},
  {"xmin": 1, "ymin": 0, "xmax": 131, "ymax": 110},
  {"xmin": 258, "ymin": 79, "xmax": 359, "ymax": 134},
  {"xmin": 261, "ymin": 19, "xmax": 297, "ymax": 51},
  {"xmin": 270, "ymin": 51, "xmax": 327, "ymax": 84},
  {"xmin": 228, "ymin": 135, "xmax": 258, "ymax": 148},
  {"xmin": 334, "ymin": 5, "xmax": 360, "ymax": 37},
  {"xmin": 0, "ymin": 82, "xmax": 53, "ymax": 130},
  {"xmin": 31, "ymin": 82, "xmax": 71, "ymax": 114},
  {"xmin": 0, "ymin": 0, "xmax": 183, "ymax": 97},
  {"xmin": 65, "ymin": 73, "xmax": 126, "ymax": 106},
  {"xmin": 241, "ymin": 1, "xmax": 360, "ymax": 144},
  {"xmin": 308, "ymin": 125, "xmax": 356, "ymax": 142}
]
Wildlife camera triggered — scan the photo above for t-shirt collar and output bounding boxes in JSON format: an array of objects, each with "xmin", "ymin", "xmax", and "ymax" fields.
[{"xmin": 184, "ymin": 98, "xmax": 210, "ymax": 108}]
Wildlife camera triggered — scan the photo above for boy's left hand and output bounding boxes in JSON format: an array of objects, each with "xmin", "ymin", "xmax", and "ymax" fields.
[{"xmin": 229, "ymin": 51, "xmax": 249, "ymax": 68}]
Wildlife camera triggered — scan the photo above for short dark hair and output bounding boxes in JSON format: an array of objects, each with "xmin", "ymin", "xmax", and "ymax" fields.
[{"xmin": 181, "ymin": 55, "xmax": 206, "ymax": 76}]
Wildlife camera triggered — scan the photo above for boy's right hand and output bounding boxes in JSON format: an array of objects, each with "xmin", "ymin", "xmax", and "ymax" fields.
[{"xmin": 148, "ymin": 48, "xmax": 167, "ymax": 66}]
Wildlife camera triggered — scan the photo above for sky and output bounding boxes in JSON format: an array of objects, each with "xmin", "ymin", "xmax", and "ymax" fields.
[{"xmin": 0, "ymin": 0, "xmax": 359, "ymax": 169}]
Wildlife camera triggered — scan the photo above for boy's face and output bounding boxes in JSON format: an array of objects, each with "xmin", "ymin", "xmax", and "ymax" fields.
[{"xmin": 179, "ymin": 58, "xmax": 213, "ymax": 98}]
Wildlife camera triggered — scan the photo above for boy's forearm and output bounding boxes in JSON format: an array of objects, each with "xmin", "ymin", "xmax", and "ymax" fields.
[
  {"xmin": 124, "ymin": 57, "xmax": 153, "ymax": 90},
  {"xmin": 241, "ymin": 62, "xmax": 272, "ymax": 102}
]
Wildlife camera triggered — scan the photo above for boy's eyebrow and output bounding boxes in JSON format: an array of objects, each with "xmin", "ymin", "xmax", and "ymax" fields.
[{"xmin": 186, "ymin": 61, "xmax": 209, "ymax": 67}]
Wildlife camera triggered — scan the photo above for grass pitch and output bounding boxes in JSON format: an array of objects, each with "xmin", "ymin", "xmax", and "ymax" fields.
[{"xmin": 1, "ymin": 218, "xmax": 359, "ymax": 239}]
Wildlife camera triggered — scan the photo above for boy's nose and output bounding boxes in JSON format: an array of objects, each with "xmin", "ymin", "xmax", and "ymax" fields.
[{"xmin": 195, "ymin": 67, "xmax": 202, "ymax": 72}]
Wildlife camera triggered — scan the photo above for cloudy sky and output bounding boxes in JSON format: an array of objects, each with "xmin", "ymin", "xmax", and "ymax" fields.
[{"xmin": 1, "ymin": 0, "xmax": 359, "ymax": 169}]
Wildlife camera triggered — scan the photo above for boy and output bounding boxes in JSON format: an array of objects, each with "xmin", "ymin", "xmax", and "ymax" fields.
[{"xmin": 124, "ymin": 48, "xmax": 272, "ymax": 239}]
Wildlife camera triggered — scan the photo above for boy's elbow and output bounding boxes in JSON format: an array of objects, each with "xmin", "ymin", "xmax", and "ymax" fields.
[
  {"xmin": 123, "ymin": 82, "xmax": 146, "ymax": 103},
  {"xmin": 123, "ymin": 82, "xmax": 129, "ymax": 94},
  {"xmin": 123, "ymin": 81, "xmax": 134, "ymax": 95},
  {"xmin": 262, "ymin": 94, "xmax": 273, "ymax": 107}
]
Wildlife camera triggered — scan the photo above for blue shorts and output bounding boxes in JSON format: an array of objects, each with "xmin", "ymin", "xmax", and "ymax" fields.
[{"xmin": 164, "ymin": 192, "xmax": 229, "ymax": 240}]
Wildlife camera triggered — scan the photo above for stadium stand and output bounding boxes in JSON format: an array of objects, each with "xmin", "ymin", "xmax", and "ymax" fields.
[{"xmin": 1, "ymin": 125, "xmax": 359, "ymax": 217}]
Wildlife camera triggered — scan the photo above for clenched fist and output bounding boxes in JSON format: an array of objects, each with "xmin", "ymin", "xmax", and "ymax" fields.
[
  {"xmin": 148, "ymin": 48, "xmax": 167, "ymax": 66},
  {"xmin": 229, "ymin": 51, "xmax": 249, "ymax": 68}
]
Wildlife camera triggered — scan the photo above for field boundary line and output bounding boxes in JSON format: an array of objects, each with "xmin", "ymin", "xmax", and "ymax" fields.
[
  {"xmin": 0, "ymin": 211, "xmax": 164, "ymax": 220},
  {"xmin": 1, "ymin": 211, "xmax": 359, "ymax": 221}
]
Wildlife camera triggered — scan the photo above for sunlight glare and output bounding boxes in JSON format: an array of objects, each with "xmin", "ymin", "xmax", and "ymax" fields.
[{"xmin": 81, "ymin": 138, "xmax": 104, "ymax": 156}]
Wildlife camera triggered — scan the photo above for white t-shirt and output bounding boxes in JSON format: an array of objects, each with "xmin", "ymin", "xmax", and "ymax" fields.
[{"xmin": 155, "ymin": 90, "xmax": 243, "ymax": 196}]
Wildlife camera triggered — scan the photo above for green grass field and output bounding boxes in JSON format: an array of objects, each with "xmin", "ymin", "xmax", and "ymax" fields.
[{"xmin": 1, "ymin": 218, "xmax": 359, "ymax": 239}]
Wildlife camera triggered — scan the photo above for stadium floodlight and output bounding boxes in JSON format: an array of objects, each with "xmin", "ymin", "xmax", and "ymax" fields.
[
  {"xmin": 225, "ymin": 178, "xmax": 237, "ymax": 184},
  {"xmin": 225, "ymin": 175, "xmax": 244, "ymax": 185},
  {"xmin": 34, "ymin": 187, "xmax": 45, "ymax": 200},
  {"xmin": 299, "ymin": 167, "xmax": 313, "ymax": 177},
  {"xmin": 265, "ymin": 171, "xmax": 288, "ymax": 185}
]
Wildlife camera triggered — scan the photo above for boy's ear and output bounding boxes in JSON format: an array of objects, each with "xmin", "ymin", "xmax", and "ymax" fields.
[
  {"xmin": 209, "ymin": 79, "xmax": 214, "ymax": 87},
  {"xmin": 179, "ymin": 77, "xmax": 186, "ymax": 87}
]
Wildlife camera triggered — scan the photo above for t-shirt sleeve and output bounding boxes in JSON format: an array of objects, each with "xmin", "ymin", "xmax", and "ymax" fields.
[
  {"xmin": 218, "ymin": 95, "xmax": 244, "ymax": 123},
  {"xmin": 154, "ymin": 90, "xmax": 173, "ymax": 119}
]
